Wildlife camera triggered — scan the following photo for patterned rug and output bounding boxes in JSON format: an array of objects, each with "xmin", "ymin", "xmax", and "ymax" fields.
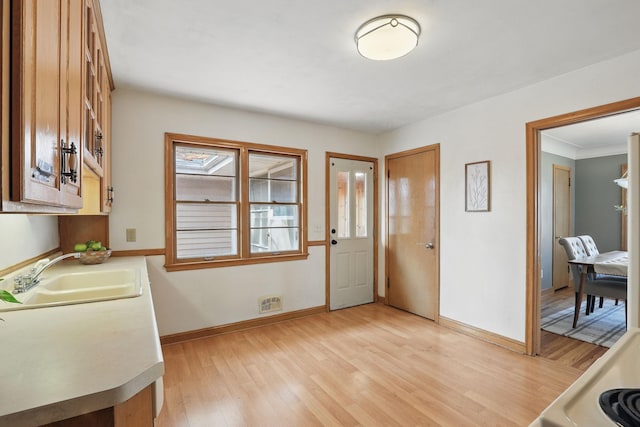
[{"xmin": 541, "ymin": 298, "xmax": 626, "ymax": 348}]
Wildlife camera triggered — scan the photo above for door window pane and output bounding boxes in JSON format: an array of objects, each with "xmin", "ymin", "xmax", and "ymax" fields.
[
  {"xmin": 337, "ymin": 171, "xmax": 350, "ymax": 238},
  {"xmin": 355, "ymin": 172, "xmax": 367, "ymax": 237}
]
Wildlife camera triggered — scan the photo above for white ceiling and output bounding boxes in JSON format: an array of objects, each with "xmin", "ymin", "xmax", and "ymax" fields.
[
  {"xmin": 542, "ymin": 110, "xmax": 640, "ymax": 159},
  {"xmin": 100, "ymin": 0, "xmax": 640, "ymax": 135}
]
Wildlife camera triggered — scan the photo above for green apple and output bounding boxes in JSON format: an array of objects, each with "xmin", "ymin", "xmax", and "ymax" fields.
[
  {"xmin": 91, "ymin": 241, "xmax": 102, "ymax": 251},
  {"xmin": 74, "ymin": 243, "xmax": 87, "ymax": 252}
]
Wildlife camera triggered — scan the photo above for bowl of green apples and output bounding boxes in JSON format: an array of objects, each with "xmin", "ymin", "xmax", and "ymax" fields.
[{"xmin": 74, "ymin": 240, "xmax": 112, "ymax": 265}]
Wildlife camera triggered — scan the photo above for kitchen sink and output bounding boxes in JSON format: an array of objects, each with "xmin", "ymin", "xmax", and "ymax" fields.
[{"xmin": 0, "ymin": 269, "xmax": 142, "ymax": 312}]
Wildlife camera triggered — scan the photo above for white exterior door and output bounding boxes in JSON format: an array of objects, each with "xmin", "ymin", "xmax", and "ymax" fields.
[{"xmin": 329, "ymin": 158, "xmax": 374, "ymax": 310}]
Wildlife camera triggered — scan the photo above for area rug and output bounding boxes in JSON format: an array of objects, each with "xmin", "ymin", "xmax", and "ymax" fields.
[{"xmin": 541, "ymin": 299, "xmax": 626, "ymax": 348}]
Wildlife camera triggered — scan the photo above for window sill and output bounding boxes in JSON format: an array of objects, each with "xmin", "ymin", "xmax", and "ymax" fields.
[{"xmin": 164, "ymin": 252, "xmax": 310, "ymax": 272}]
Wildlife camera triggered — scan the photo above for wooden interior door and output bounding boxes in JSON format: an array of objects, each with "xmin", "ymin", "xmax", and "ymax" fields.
[
  {"xmin": 552, "ymin": 165, "xmax": 571, "ymax": 290},
  {"xmin": 386, "ymin": 145, "xmax": 439, "ymax": 320}
]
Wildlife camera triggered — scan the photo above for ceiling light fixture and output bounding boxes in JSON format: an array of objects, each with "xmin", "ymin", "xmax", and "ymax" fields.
[{"xmin": 355, "ymin": 15, "xmax": 421, "ymax": 61}]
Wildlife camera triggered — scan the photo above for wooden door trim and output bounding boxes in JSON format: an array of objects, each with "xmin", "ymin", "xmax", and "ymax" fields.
[
  {"xmin": 551, "ymin": 164, "xmax": 571, "ymax": 291},
  {"xmin": 384, "ymin": 143, "xmax": 440, "ymax": 322},
  {"xmin": 325, "ymin": 152, "xmax": 379, "ymax": 310},
  {"xmin": 526, "ymin": 96, "xmax": 640, "ymax": 355}
]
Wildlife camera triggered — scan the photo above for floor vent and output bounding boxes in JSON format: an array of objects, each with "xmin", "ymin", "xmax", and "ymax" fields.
[{"xmin": 259, "ymin": 295, "xmax": 282, "ymax": 313}]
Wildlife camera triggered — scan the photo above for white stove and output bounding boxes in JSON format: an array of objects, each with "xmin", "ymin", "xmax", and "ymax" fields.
[{"xmin": 531, "ymin": 328, "xmax": 640, "ymax": 426}]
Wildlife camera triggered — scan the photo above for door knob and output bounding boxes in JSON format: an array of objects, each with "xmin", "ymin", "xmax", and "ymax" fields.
[
  {"xmin": 331, "ymin": 239, "xmax": 338, "ymax": 245},
  {"xmin": 416, "ymin": 242, "xmax": 435, "ymax": 249}
]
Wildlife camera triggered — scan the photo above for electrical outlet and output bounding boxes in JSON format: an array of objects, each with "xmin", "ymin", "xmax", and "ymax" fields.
[{"xmin": 126, "ymin": 228, "xmax": 136, "ymax": 242}]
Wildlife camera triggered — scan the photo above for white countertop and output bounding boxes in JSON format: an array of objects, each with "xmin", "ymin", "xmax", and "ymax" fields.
[
  {"xmin": 0, "ymin": 257, "xmax": 164, "ymax": 426},
  {"xmin": 531, "ymin": 327, "xmax": 640, "ymax": 426}
]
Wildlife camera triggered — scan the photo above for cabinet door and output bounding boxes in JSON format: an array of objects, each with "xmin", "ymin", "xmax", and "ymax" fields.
[
  {"xmin": 12, "ymin": 0, "xmax": 64, "ymax": 206},
  {"xmin": 62, "ymin": 0, "xmax": 84, "ymax": 208},
  {"xmin": 11, "ymin": 0, "xmax": 83, "ymax": 209},
  {"xmin": 101, "ymin": 87, "xmax": 113, "ymax": 213},
  {"xmin": 82, "ymin": 0, "xmax": 103, "ymax": 175}
]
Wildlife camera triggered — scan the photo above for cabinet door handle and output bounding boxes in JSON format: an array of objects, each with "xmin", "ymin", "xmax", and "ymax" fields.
[
  {"xmin": 107, "ymin": 186, "xmax": 114, "ymax": 204},
  {"xmin": 94, "ymin": 131, "xmax": 104, "ymax": 159},
  {"xmin": 60, "ymin": 140, "xmax": 78, "ymax": 184}
]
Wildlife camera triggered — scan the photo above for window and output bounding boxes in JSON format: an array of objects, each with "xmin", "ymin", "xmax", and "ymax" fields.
[{"xmin": 165, "ymin": 133, "xmax": 308, "ymax": 271}]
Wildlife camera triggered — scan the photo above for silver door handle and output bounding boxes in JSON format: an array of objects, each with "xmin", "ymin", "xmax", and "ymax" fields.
[{"xmin": 425, "ymin": 242, "xmax": 434, "ymax": 249}]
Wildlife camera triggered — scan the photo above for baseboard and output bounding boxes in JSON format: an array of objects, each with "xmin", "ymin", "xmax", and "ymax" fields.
[
  {"xmin": 160, "ymin": 305, "xmax": 327, "ymax": 345},
  {"xmin": 439, "ymin": 316, "xmax": 526, "ymax": 354}
]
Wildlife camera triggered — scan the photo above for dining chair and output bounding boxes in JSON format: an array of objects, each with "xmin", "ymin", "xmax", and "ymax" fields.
[
  {"xmin": 577, "ymin": 234, "xmax": 624, "ymax": 311},
  {"xmin": 558, "ymin": 237, "xmax": 627, "ymax": 328},
  {"xmin": 577, "ymin": 235, "xmax": 599, "ymax": 256}
]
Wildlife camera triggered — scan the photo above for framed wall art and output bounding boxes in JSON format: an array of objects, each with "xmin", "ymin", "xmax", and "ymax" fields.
[{"xmin": 465, "ymin": 160, "xmax": 491, "ymax": 212}]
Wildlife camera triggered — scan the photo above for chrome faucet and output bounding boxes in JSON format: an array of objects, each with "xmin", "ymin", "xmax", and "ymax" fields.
[{"xmin": 13, "ymin": 252, "xmax": 81, "ymax": 294}]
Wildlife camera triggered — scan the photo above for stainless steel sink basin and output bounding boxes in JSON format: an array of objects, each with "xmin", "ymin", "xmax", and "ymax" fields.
[{"xmin": 0, "ymin": 268, "xmax": 142, "ymax": 311}]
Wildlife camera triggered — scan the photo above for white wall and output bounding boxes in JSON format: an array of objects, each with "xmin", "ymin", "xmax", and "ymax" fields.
[
  {"xmin": 378, "ymin": 49, "xmax": 640, "ymax": 342},
  {"xmin": 0, "ymin": 216, "xmax": 59, "ymax": 271},
  {"xmin": 110, "ymin": 88, "xmax": 379, "ymax": 335}
]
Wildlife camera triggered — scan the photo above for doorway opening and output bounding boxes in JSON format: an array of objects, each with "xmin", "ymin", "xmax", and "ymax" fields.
[{"xmin": 526, "ymin": 96, "xmax": 640, "ymax": 355}]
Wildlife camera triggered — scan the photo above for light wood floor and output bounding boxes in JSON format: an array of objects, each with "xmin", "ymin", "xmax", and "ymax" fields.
[
  {"xmin": 538, "ymin": 287, "xmax": 608, "ymax": 370},
  {"xmin": 156, "ymin": 303, "xmax": 606, "ymax": 427}
]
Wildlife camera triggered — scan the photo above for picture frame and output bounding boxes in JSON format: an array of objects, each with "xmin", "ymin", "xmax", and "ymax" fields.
[{"xmin": 465, "ymin": 160, "xmax": 491, "ymax": 212}]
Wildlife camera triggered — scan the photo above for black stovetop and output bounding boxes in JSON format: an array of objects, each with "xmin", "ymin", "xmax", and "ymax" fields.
[{"xmin": 600, "ymin": 389, "xmax": 640, "ymax": 427}]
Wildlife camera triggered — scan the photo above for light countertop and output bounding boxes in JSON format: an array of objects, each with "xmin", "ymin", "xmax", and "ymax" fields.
[{"xmin": 0, "ymin": 256, "xmax": 164, "ymax": 426}]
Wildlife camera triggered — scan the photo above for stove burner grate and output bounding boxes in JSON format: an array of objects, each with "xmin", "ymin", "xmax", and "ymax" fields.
[{"xmin": 600, "ymin": 388, "xmax": 640, "ymax": 427}]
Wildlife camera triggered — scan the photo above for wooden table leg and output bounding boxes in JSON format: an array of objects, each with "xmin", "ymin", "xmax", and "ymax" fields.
[{"xmin": 573, "ymin": 270, "xmax": 587, "ymax": 328}]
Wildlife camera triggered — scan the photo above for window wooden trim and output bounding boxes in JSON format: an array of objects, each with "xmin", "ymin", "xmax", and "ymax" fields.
[{"xmin": 165, "ymin": 132, "xmax": 308, "ymax": 271}]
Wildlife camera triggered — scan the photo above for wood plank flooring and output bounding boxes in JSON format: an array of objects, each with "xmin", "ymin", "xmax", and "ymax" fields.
[
  {"xmin": 538, "ymin": 287, "xmax": 608, "ymax": 370},
  {"xmin": 156, "ymin": 303, "xmax": 604, "ymax": 426}
]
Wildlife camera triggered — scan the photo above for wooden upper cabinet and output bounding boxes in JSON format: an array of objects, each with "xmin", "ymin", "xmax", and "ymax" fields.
[
  {"xmin": 4, "ymin": 0, "xmax": 113, "ymax": 213},
  {"xmin": 83, "ymin": 0, "xmax": 114, "ymax": 214},
  {"xmin": 9, "ymin": 0, "xmax": 84, "ymax": 210}
]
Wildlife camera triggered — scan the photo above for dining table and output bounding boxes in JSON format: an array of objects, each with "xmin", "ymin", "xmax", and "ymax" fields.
[{"xmin": 567, "ymin": 250, "xmax": 628, "ymax": 328}]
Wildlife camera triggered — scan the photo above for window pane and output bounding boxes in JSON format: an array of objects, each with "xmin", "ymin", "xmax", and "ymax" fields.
[
  {"xmin": 176, "ymin": 230, "xmax": 238, "ymax": 258},
  {"xmin": 249, "ymin": 153, "xmax": 297, "ymax": 180},
  {"xmin": 250, "ymin": 204, "xmax": 299, "ymax": 253},
  {"xmin": 250, "ymin": 205, "xmax": 299, "ymax": 227},
  {"xmin": 355, "ymin": 172, "xmax": 367, "ymax": 237},
  {"xmin": 250, "ymin": 228, "xmax": 299, "ymax": 253},
  {"xmin": 175, "ymin": 146, "xmax": 236, "ymax": 176},
  {"xmin": 337, "ymin": 171, "xmax": 349, "ymax": 238},
  {"xmin": 176, "ymin": 203, "xmax": 237, "ymax": 230},
  {"xmin": 249, "ymin": 179, "xmax": 297, "ymax": 202},
  {"xmin": 176, "ymin": 175, "xmax": 236, "ymax": 202}
]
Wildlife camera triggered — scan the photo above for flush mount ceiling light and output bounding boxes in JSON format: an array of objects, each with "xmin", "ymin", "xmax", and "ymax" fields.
[{"xmin": 355, "ymin": 15, "xmax": 421, "ymax": 61}]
